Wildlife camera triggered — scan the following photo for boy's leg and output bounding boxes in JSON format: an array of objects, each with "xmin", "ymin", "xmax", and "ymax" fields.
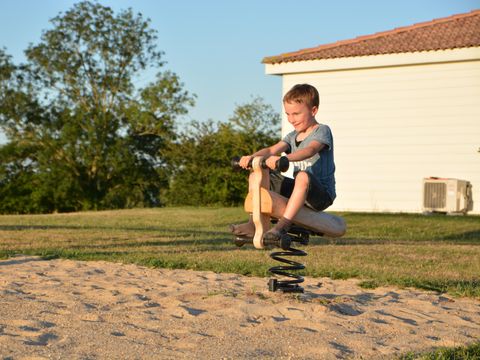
[
  {"xmin": 282, "ymin": 171, "xmax": 310, "ymax": 219},
  {"xmin": 265, "ymin": 171, "xmax": 333, "ymax": 241},
  {"xmin": 229, "ymin": 216, "xmax": 254, "ymax": 237},
  {"xmin": 229, "ymin": 171, "xmax": 257, "ymax": 238},
  {"xmin": 270, "ymin": 171, "xmax": 295, "ymax": 198},
  {"xmin": 230, "ymin": 171, "xmax": 295, "ymax": 238},
  {"xmin": 304, "ymin": 173, "xmax": 333, "ymax": 212},
  {"xmin": 264, "ymin": 171, "xmax": 310, "ymax": 241}
]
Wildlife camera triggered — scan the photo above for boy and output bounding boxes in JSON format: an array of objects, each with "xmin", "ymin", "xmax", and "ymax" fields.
[{"xmin": 230, "ymin": 83, "xmax": 336, "ymax": 242}]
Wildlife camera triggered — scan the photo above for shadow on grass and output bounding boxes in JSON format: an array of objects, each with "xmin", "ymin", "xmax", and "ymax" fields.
[
  {"xmin": 0, "ymin": 224, "xmax": 228, "ymax": 236},
  {"xmin": 441, "ymin": 230, "xmax": 480, "ymax": 241},
  {"xmin": 308, "ymin": 235, "xmax": 480, "ymax": 245},
  {"xmin": 2, "ymin": 223, "xmax": 479, "ymax": 244}
]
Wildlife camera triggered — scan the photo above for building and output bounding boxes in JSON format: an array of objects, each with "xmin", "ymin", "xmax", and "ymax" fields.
[{"xmin": 263, "ymin": 10, "xmax": 480, "ymax": 214}]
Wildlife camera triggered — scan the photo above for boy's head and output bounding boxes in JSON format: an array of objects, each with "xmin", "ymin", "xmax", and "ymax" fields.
[{"xmin": 283, "ymin": 84, "xmax": 319, "ymax": 110}]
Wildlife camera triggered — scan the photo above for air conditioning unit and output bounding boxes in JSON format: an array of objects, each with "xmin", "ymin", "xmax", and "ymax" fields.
[{"xmin": 423, "ymin": 177, "xmax": 473, "ymax": 214}]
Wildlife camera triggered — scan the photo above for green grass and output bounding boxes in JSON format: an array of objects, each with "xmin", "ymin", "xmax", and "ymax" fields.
[
  {"xmin": 399, "ymin": 342, "xmax": 480, "ymax": 359},
  {"xmin": 0, "ymin": 207, "xmax": 479, "ymax": 299}
]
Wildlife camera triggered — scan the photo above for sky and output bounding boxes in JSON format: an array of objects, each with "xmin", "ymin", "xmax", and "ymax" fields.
[{"xmin": 0, "ymin": 0, "xmax": 479, "ymax": 144}]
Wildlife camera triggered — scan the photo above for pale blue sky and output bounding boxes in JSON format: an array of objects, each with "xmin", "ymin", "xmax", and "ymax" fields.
[{"xmin": 0, "ymin": 0, "xmax": 479, "ymax": 143}]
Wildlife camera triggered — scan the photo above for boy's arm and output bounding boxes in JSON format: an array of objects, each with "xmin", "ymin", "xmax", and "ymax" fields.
[
  {"xmin": 265, "ymin": 140, "xmax": 325, "ymax": 169},
  {"xmin": 239, "ymin": 141, "xmax": 289, "ymax": 169},
  {"xmin": 287, "ymin": 140, "xmax": 325, "ymax": 162}
]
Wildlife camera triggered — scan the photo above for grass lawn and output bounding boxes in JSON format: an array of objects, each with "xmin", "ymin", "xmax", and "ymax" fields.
[
  {"xmin": 0, "ymin": 207, "xmax": 479, "ymax": 298},
  {"xmin": 399, "ymin": 342, "xmax": 480, "ymax": 360}
]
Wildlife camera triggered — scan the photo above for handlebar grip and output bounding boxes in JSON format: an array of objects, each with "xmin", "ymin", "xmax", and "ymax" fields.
[
  {"xmin": 275, "ymin": 156, "xmax": 289, "ymax": 172},
  {"xmin": 231, "ymin": 156, "xmax": 241, "ymax": 169},
  {"xmin": 231, "ymin": 156, "xmax": 289, "ymax": 172},
  {"xmin": 231, "ymin": 156, "xmax": 254, "ymax": 170}
]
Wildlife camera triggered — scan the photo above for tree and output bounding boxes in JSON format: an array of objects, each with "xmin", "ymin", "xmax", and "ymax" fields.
[
  {"xmin": 0, "ymin": 1, "xmax": 194, "ymax": 213},
  {"xmin": 165, "ymin": 97, "xmax": 280, "ymax": 206}
]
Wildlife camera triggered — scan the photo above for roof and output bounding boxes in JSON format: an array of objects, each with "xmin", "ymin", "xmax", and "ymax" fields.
[{"xmin": 263, "ymin": 10, "xmax": 480, "ymax": 64}]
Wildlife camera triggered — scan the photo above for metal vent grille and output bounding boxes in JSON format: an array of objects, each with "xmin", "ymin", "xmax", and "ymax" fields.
[{"xmin": 424, "ymin": 182, "xmax": 446, "ymax": 209}]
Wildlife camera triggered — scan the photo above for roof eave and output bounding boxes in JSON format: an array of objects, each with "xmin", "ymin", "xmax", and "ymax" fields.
[{"xmin": 264, "ymin": 47, "xmax": 480, "ymax": 75}]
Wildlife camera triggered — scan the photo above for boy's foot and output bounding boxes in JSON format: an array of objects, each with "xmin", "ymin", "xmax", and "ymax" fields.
[
  {"xmin": 229, "ymin": 222, "xmax": 255, "ymax": 238},
  {"xmin": 263, "ymin": 227, "xmax": 288, "ymax": 241},
  {"xmin": 263, "ymin": 216, "xmax": 292, "ymax": 242},
  {"xmin": 263, "ymin": 228, "xmax": 292, "ymax": 249}
]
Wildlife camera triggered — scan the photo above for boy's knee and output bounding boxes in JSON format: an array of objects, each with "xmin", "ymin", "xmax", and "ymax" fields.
[{"xmin": 295, "ymin": 171, "xmax": 310, "ymax": 189}]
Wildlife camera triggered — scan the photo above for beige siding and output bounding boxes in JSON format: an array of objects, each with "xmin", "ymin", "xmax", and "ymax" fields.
[{"xmin": 280, "ymin": 58, "xmax": 480, "ymax": 213}]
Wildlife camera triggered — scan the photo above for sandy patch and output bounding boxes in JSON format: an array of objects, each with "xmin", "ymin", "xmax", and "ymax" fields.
[{"xmin": 0, "ymin": 255, "xmax": 479, "ymax": 359}]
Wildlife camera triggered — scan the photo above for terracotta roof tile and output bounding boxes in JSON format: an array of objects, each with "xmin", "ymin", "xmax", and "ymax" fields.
[{"xmin": 263, "ymin": 10, "xmax": 480, "ymax": 64}]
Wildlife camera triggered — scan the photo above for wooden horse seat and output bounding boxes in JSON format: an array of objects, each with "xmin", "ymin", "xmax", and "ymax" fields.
[{"xmin": 244, "ymin": 188, "xmax": 346, "ymax": 239}]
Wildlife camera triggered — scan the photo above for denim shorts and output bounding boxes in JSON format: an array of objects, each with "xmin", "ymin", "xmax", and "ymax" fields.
[{"xmin": 269, "ymin": 171, "xmax": 333, "ymax": 212}]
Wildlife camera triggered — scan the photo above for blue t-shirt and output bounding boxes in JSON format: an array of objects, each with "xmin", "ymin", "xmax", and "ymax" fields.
[{"xmin": 282, "ymin": 124, "xmax": 336, "ymax": 200}]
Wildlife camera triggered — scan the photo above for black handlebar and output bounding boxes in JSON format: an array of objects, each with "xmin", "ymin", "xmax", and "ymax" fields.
[{"xmin": 231, "ymin": 156, "xmax": 289, "ymax": 172}]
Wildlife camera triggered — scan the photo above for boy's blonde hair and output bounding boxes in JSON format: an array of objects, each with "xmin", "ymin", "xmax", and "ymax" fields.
[{"xmin": 283, "ymin": 84, "xmax": 319, "ymax": 109}]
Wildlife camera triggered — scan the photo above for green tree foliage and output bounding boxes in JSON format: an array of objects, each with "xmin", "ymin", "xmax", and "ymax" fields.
[
  {"xmin": 165, "ymin": 97, "xmax": 280, "ymax": 206},
  {"xmin": 0, "ymin": 1, "xmax": 194, "ymax": 213}
]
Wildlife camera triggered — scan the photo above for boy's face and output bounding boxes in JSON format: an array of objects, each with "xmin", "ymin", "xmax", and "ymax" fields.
[{"xmin": 284, "ymin": 101, "xmax": 318, "ymax": 132}]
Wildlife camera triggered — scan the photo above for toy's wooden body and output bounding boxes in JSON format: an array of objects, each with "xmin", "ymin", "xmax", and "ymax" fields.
[{"xmin": 245, "ymin": 156, "xmax": 346, "ymax": 249}]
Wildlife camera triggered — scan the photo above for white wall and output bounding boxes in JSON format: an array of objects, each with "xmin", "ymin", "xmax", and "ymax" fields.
[{"xmin": 278, "ymin": 57, "xmax": 480, "ymax": 214}]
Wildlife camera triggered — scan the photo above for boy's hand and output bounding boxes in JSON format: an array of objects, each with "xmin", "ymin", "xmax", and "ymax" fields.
[
  {"xmin": 265, "ymin": 156, "xmax": 280, "ymax": 170},
  {"xmin": 239, "ymin": 155, "xmax": 253, "ymax": 169}
]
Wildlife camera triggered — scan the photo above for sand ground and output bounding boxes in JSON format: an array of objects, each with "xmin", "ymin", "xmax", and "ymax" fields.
[{"xmin": 0, "ymin": 255, "xmax": 479, "ymax": 359}]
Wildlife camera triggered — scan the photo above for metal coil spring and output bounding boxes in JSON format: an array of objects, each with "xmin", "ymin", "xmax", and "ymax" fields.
[{"xmin": 268, "ymin": 247, "xmax": 307, "ymax": 293}]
